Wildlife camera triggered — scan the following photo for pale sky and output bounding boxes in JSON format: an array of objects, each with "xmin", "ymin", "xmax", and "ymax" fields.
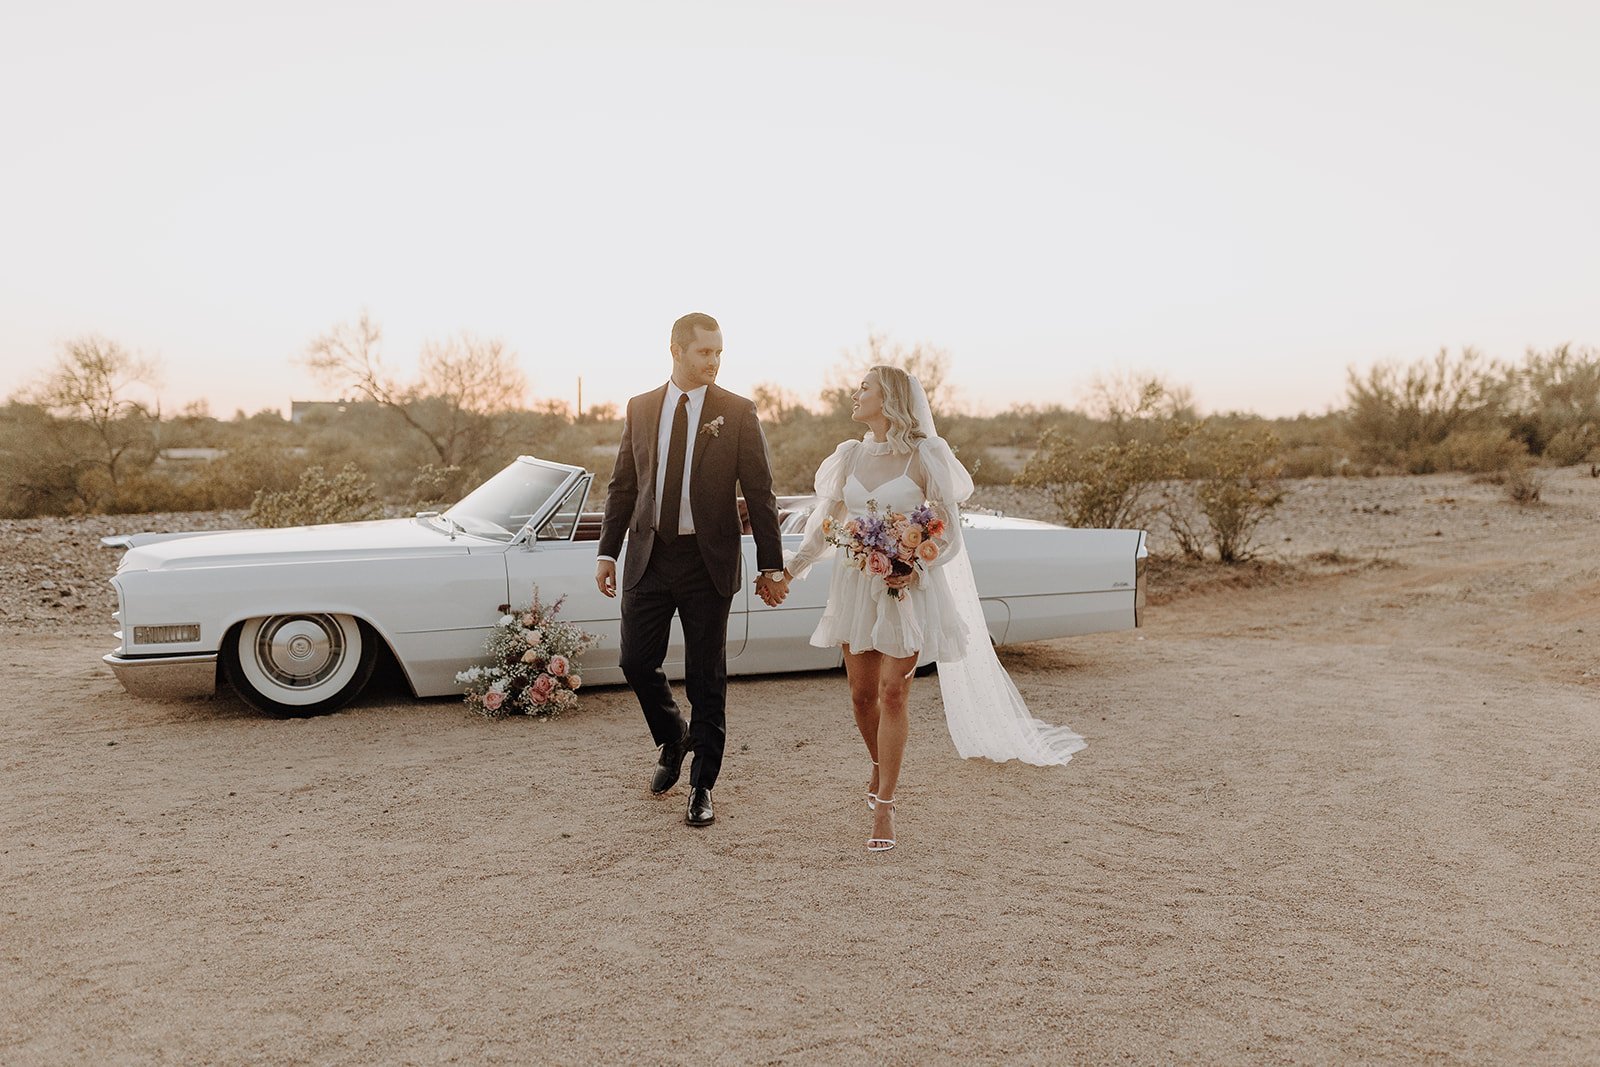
[{"xmin": 2, "ymin": 0, "xmax": 1596, "ymax": 419}]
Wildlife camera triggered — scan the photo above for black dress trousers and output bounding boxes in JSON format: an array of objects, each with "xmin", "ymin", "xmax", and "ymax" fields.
[{"xmin": 617, "ymin": 533, "xmax": 732, "ymax": 790}]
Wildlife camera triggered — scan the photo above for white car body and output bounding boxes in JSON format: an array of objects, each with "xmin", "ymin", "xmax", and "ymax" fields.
[{"xmin": 103, "ymin": 456, "xmax": 1147, "ymax": 710}]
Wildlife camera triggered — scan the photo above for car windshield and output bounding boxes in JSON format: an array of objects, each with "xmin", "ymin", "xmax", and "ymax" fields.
[{"xmin": 442, "ymin": 460, "xmax": 575, "ymax": 542}]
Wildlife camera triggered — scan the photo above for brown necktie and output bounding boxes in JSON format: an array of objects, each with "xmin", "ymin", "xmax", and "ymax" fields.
[{"xmin": 657, "ymin": 393, "xmax": 690, "ymax": 540}]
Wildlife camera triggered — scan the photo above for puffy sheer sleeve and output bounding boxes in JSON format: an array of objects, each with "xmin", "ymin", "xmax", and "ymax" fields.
[
  {"xmin": 916, "ymin": 435, "xmax": 974, "ymax": 507},
  {"xmin": 784, "ymin": 439, "xmax": 860, "ymax": 580},
  {"xmin": 908, "ymin": 436, "xmax": 974, "ymax": 571}
]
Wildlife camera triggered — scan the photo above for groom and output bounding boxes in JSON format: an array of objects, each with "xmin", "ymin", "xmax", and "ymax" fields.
[{"xmin": 594, "ymin": 312, "xmax": 788, "ymax": 827}]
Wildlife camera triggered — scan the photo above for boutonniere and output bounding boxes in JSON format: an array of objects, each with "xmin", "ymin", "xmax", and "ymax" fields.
[{"xmin": 700, "ymin": 415, "xmax": 725, "ymax": 438}]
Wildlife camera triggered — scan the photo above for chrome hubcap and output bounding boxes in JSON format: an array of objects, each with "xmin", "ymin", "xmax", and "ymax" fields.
[{"xmin": 254, "ymin": 615, "xmax": 345, "ymax": 688}]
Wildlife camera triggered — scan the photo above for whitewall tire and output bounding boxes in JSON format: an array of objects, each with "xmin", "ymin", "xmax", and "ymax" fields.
[{"xmin": 223, "ymin": 613, "xmax": 377, "ymax": 716}]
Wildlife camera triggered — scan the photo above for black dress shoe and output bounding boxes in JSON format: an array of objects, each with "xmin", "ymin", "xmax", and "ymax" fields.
[
  {"xmin": 650, "ymin": 730, "xmax": 689, "ymax": 795},
  {"xmin": 686, "ymin": 787, "xmax": 714, "ymax": 827}
]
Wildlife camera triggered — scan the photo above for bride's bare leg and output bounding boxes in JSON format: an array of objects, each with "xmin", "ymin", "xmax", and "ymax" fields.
[
  {"xmin": 843, "ymin": 645, "xmax": 882, "ymax": 795},
  {"xmin": 871, "ymin": 651, "xmax": 919, "ymax": 845}
]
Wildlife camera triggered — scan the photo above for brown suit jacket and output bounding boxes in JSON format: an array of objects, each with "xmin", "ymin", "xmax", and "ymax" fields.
[{"xmin": 598, "ymin": 383, "xmax": 784, "ymax": 599}]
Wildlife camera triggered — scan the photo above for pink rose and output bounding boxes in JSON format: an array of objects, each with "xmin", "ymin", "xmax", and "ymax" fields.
[
  {"xmin": 521, "ymin": 613, "xmax": 536, "ymax": 627},
  {"xmin": 483, "ymin": 690, "xmax": 504, "ymax": 711},
  {"xmin": 548, "ymin": 654, "xmax": 570, "ymax": 676},
  {"xmin": 532, "ymin": 674, "xmax": 557, "ymax": 701},
  {"xmin": 867, "ymin": 551, "xmax": 892, "ymax": 578},
  {"xmin": 900, "ymin": 524, "xmax": 924, "ymax": 548},
  {"xmin": 567, "ymin": 673, "xmax": 582, "ymax": 690},
  {"xmin": 525, "ymin": 629, "xmax": 544, "ymax": 647},
  {"xmin": 520, "ymin": 648, "xmax": 539, "ymax": 664},
  {"xmin": 917, "ymin": 540, "xmax": 939, "ymax": 562}
]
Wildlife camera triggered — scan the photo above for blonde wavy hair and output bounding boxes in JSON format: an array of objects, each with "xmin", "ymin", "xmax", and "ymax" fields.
[{"xmin": 869, "ymin": 365, "xmax": 928, "ymax": 454}]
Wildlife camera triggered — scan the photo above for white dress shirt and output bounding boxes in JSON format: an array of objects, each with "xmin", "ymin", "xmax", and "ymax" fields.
[{"xmin": 656, "ymin": 381, "xmax": 706, "ymax": 535}]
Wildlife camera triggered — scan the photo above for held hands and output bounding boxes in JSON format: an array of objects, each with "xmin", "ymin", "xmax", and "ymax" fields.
[
  {"xmin": 754, "ymin": 570, "xmax": 791, "ymax": 607},
  {"xmin": 595, "ymin": 559, "xmax": 618, "ymax": 598}
]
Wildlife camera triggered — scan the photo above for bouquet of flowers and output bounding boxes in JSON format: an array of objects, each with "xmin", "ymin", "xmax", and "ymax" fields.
[
  {"xmin": 456, "ymin": 585, "xmax": 598, "ymax": 719},
  {"xmin": 824, "ymin": 499, "xmax": 944, "ymax": 600}
]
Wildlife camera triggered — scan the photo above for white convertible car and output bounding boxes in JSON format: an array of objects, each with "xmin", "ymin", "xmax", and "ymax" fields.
[{"xmin": 103, "ymin": 455, "xmax": 1147, "ymax": 714}]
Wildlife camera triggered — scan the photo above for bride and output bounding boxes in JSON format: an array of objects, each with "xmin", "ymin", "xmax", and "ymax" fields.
[{"xmin": 770, "ymin": 365, "xmax": 1086, "ymax": 853}]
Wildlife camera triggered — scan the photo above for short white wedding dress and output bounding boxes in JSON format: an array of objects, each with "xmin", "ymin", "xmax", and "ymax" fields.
[
  {"xmin": 788, "ymin": 434, "xmax": 969, "ymax": 660},
  {"xmin": 786, "ymin": 425, "xmax": 1089, "ymax": 768}
]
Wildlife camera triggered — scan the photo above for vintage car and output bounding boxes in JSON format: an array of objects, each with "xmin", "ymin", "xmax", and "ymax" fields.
[{"xmin": 103, "ymin": 455, "xmax": 1147, "ymax": 714}]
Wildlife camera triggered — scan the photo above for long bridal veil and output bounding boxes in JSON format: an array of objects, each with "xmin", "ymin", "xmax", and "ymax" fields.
[{"xmin": 907, "ymin": 376, "xmax": 1089, "ymax": 767}]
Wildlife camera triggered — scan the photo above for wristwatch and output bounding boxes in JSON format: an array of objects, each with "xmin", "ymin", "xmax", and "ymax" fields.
[{"xmin": 762, "ymin": 570, "xmax": 786, "ymax": 582}]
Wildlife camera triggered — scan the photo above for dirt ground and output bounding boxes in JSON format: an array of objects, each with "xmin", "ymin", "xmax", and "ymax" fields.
[{"xmin": 2, "ymin": 471, "xmax": 1597, "ymax": 1064}]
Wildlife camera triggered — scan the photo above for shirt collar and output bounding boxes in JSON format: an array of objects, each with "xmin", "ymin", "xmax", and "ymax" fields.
[{"xmin": 666, "ymin": 381, "xmax": 708, "ymax": 407}]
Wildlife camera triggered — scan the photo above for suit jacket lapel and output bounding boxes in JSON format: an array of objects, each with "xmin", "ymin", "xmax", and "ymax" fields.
[
  {"xmin": 642, "ymin": 384, "xmax": 668, "ymax": 495},
  {"xmin": 691, "ymin": 385, "xmax": 725, "ymax": 479}
]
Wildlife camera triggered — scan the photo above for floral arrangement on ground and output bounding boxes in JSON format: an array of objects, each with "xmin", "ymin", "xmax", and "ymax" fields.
[{"xmin": 456, "ymin": 587, "xmax": 597, "ymax": 718}]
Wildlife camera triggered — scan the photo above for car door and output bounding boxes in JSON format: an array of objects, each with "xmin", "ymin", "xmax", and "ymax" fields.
[{"xmin": 737, "ymin": 519, "xmax": 843, "ymax": 675}]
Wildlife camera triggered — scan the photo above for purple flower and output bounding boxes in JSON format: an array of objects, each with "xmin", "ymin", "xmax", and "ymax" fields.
[{"xmin": 857, "ymin": 514, "xmax": 892, "ymax": 552}]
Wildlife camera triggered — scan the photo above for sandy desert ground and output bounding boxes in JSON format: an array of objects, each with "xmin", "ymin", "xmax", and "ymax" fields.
[{"xmin": 2, "ymin": 471, "xmax": 1597, "ymax": 1064}]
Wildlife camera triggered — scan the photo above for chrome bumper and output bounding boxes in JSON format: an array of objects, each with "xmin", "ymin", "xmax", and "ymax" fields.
[{"xmin": 103, "ymin": 651, "xmax": 218, "ymax": 699}]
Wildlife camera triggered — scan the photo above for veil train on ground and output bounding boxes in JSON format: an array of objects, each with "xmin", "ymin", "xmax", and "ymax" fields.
[{"xmin": 903, "ymin": 375, "xmax": 1088, "ymax": 767}]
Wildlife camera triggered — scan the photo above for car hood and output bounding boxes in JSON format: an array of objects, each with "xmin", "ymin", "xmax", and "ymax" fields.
[{"xmin": 113, "ymin": 517, "xmax": 484, "ymax": 572}]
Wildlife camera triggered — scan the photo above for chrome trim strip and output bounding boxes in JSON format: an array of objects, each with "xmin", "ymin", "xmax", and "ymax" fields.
[
  {"xmin": 1134, "ymin": 531, "xmax": 1148, "ymax": 628},
  {"xmin": 103, "ymin": 652, "xmax": 218, "ymax": 699}
]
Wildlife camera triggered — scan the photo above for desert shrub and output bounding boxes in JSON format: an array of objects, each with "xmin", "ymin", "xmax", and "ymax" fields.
[
  {"xmin": 1163, "ymin": 427, "xmax": 1286, "ymax": 563},
  {"xmin": 759, "ymin": 410, "xmax": 858, "ymax": 496},
  {"xmin": 1504, "ymin": 344, "xmax": 1600, "ymax": 457},
  {"xmin": 408, "ymin": 464, "xmax": 462, "ymax": 509},
  {"xmin": 102, "ymin": 472, "xmax": 208, "ymax": 514},
  {"xmin": 1430, "ymin": 426, "xmax": 1527, "ymax": 474},
  {"xmin": 965, "ymin": 446, "xmax": 1015, "ymax": 486},
  {"xmin": 978, "ymin": 404, "xmax": 1073, "ymax": 446},
  {"xmin": 1276, "ymin": 444, "xmax": 1348, "ymax": 478},
  {"xmin": 1504, "ymin": 463, "xmax": 1544, "ymax": 505},
  {"xmin": 248, "ymin": 464, "xmax": 383, "ymax": 527},
  {"xmin": 1543, "ymin": 423, "xmax": 1597, "ymax": 466},
  {"xmin": 1017, "ymin": 400, "xmax": 1194, "ymax": 530},
  {"xmin": 0, "ymin": 402, "xmax": 81, "ymax": 516},
  {"xmin": 1017, "ymin": 379, "xmax": 1199, "ymax": 530},
  {"xmin": 1346, "ymin": 348, "xmax": 1506, "ymax": 470}
]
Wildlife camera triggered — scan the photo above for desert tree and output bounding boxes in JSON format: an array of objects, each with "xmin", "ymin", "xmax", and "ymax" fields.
[
  {"xmin": 752, "ymin": 382, "xmax": 810, "ymax": 426},
  {"xmin": 821, "ymin": 332, "xmax": 955, "ymax": 418},
  {"xmin": 22, "ymin": 336, "xmax": 162, "ymax": 508},
  {"xmin": 301, "ymin": 313, "xmax": 529, "ymax": 488},
  {"xmin": 1083, "ymin": 371, "xmax": 1197, "ymax": 444}
]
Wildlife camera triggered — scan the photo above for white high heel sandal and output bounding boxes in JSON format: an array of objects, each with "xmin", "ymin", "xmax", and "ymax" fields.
[
  {"xmin": 867, "ymin": 760, "xmax": 879, "ymax": 810},
  {"xmin": 867, "ymin": 796, "xmax": 896, "ymax": 853}
]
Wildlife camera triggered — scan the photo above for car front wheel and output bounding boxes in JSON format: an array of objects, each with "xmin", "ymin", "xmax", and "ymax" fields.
[{"xmin": 223, "ymin": 613, "xmax": 377, "ymax": 716}]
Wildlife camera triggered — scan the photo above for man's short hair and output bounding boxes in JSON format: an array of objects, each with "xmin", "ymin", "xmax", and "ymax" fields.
[{"xmin": 671, "ymin": 312, "xmax": 720, "ymax": 352}]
